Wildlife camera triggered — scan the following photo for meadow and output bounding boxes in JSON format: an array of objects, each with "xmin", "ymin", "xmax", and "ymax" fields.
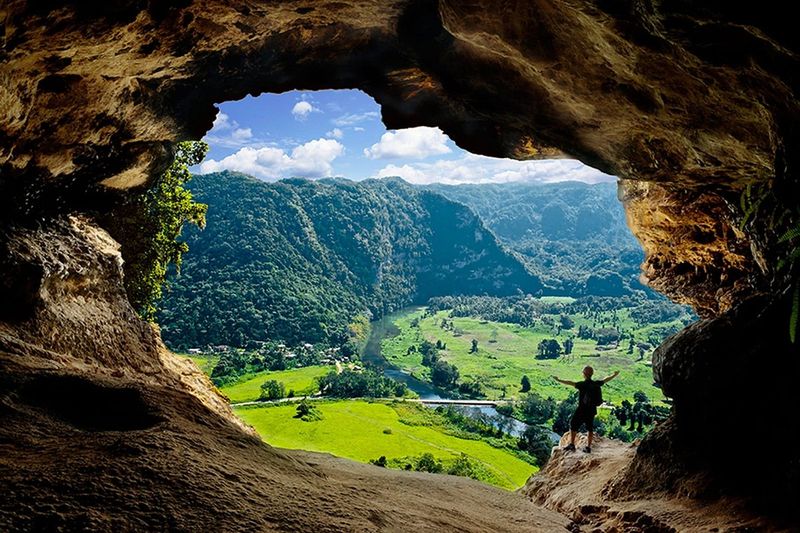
[
  {"xmin": 219, "ymin": 365, "xmax": 331, "ymax": 403},
  {"xmin": 235, "ymin": 400, "xmax": 538, "ymax": 490},
  {"xmin": 178, "ymin": 355, "xmax": 331, "ymax": 403},
  {"xmin": 381, "ymin": 306, "xmax": 671, "ymax": 403}
]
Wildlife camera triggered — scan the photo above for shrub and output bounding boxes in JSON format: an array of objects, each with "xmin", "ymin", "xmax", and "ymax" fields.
[
  {"xmin": 415, "ymin": 453, "xmax": 443, "ymax": 473},
  {"xmin": 260, "ymin": 380, "xmax": 285, "ymax": 401}
]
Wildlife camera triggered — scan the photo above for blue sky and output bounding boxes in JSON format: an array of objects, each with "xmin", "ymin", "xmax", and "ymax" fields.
[{"xmin": 195, "ymin": 89, "xmax": 614, "ymax": 185}]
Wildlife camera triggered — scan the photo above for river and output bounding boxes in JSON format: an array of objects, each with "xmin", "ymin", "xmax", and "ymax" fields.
[{"xmin": 362, "ymin": 313, "xmax": 541, "ymax": 439}]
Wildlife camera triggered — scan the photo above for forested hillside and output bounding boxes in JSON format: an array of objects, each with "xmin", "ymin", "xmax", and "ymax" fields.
[
  {"xmin": 426, "ymin": 182, "xmax": 646, "ymax": 296},
  {"xmin": 158, "ymin": 172, "xmax": 541, "ymax": 348}
]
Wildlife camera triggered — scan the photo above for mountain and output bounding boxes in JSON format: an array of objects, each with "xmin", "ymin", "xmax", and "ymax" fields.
[
  {"xmin": 157, "ymin": 172, "xmax": 541, "ymax": 349},
  {"xmin": 425, "ymin": 181, "xmax": 648, "ymax": 296}
]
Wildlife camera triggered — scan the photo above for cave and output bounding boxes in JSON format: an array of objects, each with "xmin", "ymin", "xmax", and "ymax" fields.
[{"xmin": 1, "ymin": 1, "xmax": 798, "ymax": 531}]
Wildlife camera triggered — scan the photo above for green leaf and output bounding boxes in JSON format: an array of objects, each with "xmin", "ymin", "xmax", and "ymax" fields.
[{"xmin": 778, "ymin": 224, "xmax": 800, "ymax": 244}]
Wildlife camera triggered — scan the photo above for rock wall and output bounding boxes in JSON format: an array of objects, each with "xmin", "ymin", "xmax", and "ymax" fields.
[
  {"xmin": 2, "ymin": 0, "xmax": 798, "ymax": 310},
  {"xmin": 1, "ymin": 0, "xmax": 799, "ymax": 529}
]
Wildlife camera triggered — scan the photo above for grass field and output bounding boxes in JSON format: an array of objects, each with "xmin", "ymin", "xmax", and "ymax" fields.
[
  {"xmin": 235, "ymin": 400, "xmax": 537, "ymax": 490},
  {"xmin": 181, "ymin": 354, "xmax": 219, "ymax": 374},
  {"xmin": 382, "ymin": 307, "xmax": 669, "ymax": 403},
  {"xmin": 219, "ymin": 365, "xmax": 332, "ymax": 403}
]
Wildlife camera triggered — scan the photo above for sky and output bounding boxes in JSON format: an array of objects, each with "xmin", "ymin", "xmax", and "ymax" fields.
[{"xmin": 194, "ymin": 89, "xmax": 615, "ymax": 185}]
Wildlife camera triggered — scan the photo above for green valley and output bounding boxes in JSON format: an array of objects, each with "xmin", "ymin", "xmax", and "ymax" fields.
[
  {"xmin": 159, "ymin": 172, "xmax": 540, "ymax": 350},
  {"xmin": 380, "ymin": 296, "xmax": 692, "ymax": 403},
  {"xmin": 235, "ymin": 400, "xmax": 538, "ymax": 490},
  {"xmin": 165, "ymin": 172, "xmax": 691, "ymax": 493}
]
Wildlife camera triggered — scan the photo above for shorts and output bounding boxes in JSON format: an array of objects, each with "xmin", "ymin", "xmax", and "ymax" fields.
[{"xmin": 569, "ymin": 407, "xmax": 596, "ymax": 432}]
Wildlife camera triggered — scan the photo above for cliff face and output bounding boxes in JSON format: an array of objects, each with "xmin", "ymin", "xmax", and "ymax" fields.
[{"xmin": 1, "ymin": 0, "xmax": 798, "ymax": 530}]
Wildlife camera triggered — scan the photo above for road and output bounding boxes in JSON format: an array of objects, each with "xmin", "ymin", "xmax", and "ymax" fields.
[{"xmin": 229, "ymin": 397, "xmax": 514, "ymax": 408}]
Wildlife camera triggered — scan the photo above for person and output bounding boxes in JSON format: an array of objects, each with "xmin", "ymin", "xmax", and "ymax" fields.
[{"xmin": 552, "ymin": 366, "xmax": 619, "ymax": 453}]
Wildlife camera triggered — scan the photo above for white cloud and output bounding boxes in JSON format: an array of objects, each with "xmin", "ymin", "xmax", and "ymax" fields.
[
  {"xmin": 211, "ymin": 111, "xmax": 234, "ymax": 131},
  {"xmin": 231, "ymin": 128, "xmax": 252, "ymax": 141},
  {"xmin": 374, "ymin": 154, "xmax": 614, "ymax": 185},
  {"xmin": 291, "ymin": 101, "xmax": 318, "ymax": 120},
  {"xmin": 204, "ymin": 111, "xmax": 259, "ymax": 148},
  {"xmin": 364, "ymin": 127, "xmax": 452, "ymax": 160},
  {"xmin": 198, "ymin": 138, "xmax": 345, "ymax": 180},
  {"xmin": 332, "ymin": 111, "xmax": 380, "ymax": 127},
  {"xmin": 353, "ymin": 127, "xmax": 365, "ymax": 132},
  {"xmin": 326, "ymin": 128, "xmax": 344, "ymax": 139}
]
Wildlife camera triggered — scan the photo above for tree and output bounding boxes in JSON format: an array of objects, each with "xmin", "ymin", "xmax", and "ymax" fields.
[
  {"xmin": 489, "ymin": 328, "xmax": 498, "ymax": 343},
  {"xmin": 105, "ymin": 141, "xmax": 209, "ymax": 320},
  {"xmin": 520, "ymin": 375, "xmax": 531, "ymax": 393},
  {"xmin": 260, "ymin": 379, "xmax": 285, "ymax": 401},
  {"xmin": 559, "ymin": 315, "xmax": 575, "ymax": 329},
  {"xmin": 563, "ymin": 337, "xmax": 574, "ymax": 355},
  {"xmin": 536, "ymin": 339, "xmax": 562, "ymax": 359},
  {"xmin": 470, "ymin": 339, "xmax": 479, "ymax": 353},
  {"xmin": 294, "ymin": 399, "xmax": 322, "ymax": 421},
  {"xmin": 552, "ymin": 392, "xmax": 579, "ymax": 434},
  {"xmin": 431, "ymin": 360, "xmax": 459, "ymax": 389},
  {"xmin": 518, "ymin": 425, "xmax": 553, "ymax": 466},
  {"xmin": 520, "ymin": 392, "xmax": 556, "ymax": 425},
  {"xmin": 595, "ymin": 327, "xmax": 620, "ymax": 346}
]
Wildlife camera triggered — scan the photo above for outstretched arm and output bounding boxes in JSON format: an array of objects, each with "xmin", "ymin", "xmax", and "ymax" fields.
[
  {"xmin": 552, "ymin": 375, "xmax": 577, "ymax": 387},
  {"xmin": 601, "ymin": 370, "xmax": 620, "ymax": 384}
]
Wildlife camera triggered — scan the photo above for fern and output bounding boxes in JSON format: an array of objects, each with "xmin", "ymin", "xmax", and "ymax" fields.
[
  {"xmin": 778, "ymin": 223, "xmax": 800, "ymax": 244},
  {"xmin": 738, "ymin": 184, "xmax": 768, "ymax": 231}
]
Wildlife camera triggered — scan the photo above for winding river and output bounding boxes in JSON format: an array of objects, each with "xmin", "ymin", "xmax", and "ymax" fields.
[{"xmin": 362, "ymin": 313, "xmax": 534, "ymax": 438}]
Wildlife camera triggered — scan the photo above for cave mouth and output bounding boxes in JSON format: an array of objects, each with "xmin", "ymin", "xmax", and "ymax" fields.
[
  {"xmin": 19, "ymin": 375, "xmax": 163, "ymax": 432},
  {"xmin": 2, "ymin": 0, "xmax": 798, "ymax": 527},
  {"xmin": 143, "ymin": 88, "xmax": 699, "ymax": 479}
]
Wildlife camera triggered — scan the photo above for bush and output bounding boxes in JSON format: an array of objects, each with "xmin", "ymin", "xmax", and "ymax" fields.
[
  {"xmin": 260, "ymin": 380, "xmax": 285, "ymax": 401},
  {"xmin": 415, "ymin": 453, "xmax": 443, "ymax": 473},
  {"xmin": 294, "ymin": 400, "xmax": 322, "ymax": 421},
  {"xmin": 371, "ymin": 455, "xmax": 387, "ymax": 467},
  {"xmin": 447, "ymin": 454, "xmax": 475, "ymax": 478}
]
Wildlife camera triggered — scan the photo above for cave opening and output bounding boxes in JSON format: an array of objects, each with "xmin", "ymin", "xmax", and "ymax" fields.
[
  {"xmin": 132, "ymin": 88, "xmax": 699, "ymax": 490},
  {"xmin": 2, "ymin": 2, "xmax": 799, "ymax": 530}
]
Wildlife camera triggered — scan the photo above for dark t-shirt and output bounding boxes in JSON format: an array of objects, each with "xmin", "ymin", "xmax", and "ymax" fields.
[{"xmin": 575, "ymin": 379, "xmax": 603, "ymax": 413}]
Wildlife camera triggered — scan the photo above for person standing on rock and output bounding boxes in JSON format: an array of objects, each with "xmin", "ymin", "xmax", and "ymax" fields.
[{"xmin": 552, "ymin": 366, "xmax": 619, "ymax": 453}]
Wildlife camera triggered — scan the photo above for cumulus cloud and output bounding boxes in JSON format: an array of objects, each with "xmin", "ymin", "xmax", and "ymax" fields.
[
  {"xmin": 332, "ymin": 111, "xmax": 380, "ymax": 127},
  {"xmin": 374, "ymin": 154, "xmax": 614, "ymax": 185},
  {"xmin": 364, "ymin": 127, "xmax": 452, "ymax": 159},
  {"xmin": 198, "ymin": 138, "xmax": 345, "ymax": 180},
  {"xmin": 292, "ymin": 101, "xmax": 319, "ymax": 120},
  {"xmin": 326, "ymin": 128, "xmax": 344, "ymax": 139},
  {"xmin": 204, "ymin": 112, "xmax": 257, "ymax": 148}
]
